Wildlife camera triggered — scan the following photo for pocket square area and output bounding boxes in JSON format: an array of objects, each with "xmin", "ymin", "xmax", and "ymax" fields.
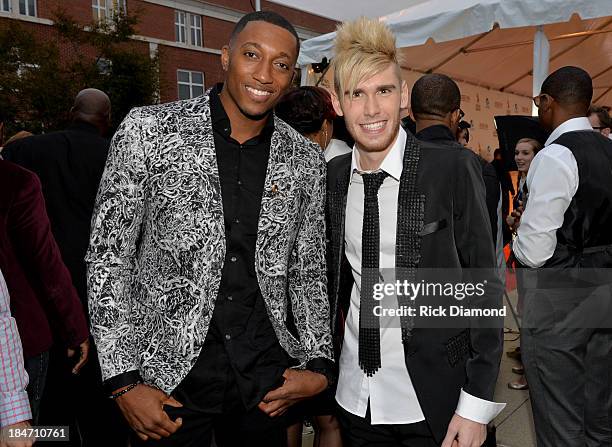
[{"xmin": 418, "ymin": 218, "xmax": 448, "ymax": 236}]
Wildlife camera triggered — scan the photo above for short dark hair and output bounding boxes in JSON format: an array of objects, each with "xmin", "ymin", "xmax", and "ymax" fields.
[
  {"xmin": 275, "ymin": 86, "xmax": 336, "ymax": 135},
  {"xmin": 411, "ymin": 73, "xmax": 461, "ymax": 118},
  {"xmin": 230, "ymin": 11, "xmax": 300, "ymax": 55},
  {"xmin": 588, "ymin": 105, "xmax": 612, "ymax": 129},
  {"xmin": 541, "ymin": 66, "xmax": 592, "ymax": 112}
]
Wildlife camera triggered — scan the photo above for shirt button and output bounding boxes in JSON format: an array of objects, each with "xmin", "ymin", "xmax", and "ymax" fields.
[
  {"xmin": 225, "ymin": 334, "xmax": 231, "ymax": 340},
  {"xmin": 237, "ymin": 180, "xmax": 242, "ymax": 186},
  {"xmin": 227, "ymin": 295, "xmax": 233, "ymax": 301},
  {"xmin": 233, "ymin": 218, "xmax": 240, "ymax": 224},
  {"xmin": 230, "ymin": 256, "xmax": 237, "ymax": 262}
]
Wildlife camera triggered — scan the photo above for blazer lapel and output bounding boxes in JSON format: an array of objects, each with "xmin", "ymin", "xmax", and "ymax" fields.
[
  {"xmin": 396, "ymin": 131, "xmax": 426, "ymax": 342},
  {"xmin": 329, "ymin": 160, "xmax": 351, "ymax": 329}
]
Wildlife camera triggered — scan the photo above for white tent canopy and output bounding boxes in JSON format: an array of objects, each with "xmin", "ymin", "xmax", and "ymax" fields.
[{"xmin": 298, "ymin": 0, "xmax": 612, "ymax": 106}]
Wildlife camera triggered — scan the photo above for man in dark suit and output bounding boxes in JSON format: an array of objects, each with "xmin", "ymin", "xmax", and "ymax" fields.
[
  {"xmin": 412, "ymin": 75, "xmax": 504, "ymax": 279},
  {"xmin": 3, "ymin": 88, "xmax": 111, "ymax": 302},
  {"xmin": 0, "ymin": 160, "xmax": 90, "ymax": 424},
  {"xmin": 2, "ymin": 89, "xmax": 123, "ymax": 446},
  {"xmin": 327, "ymin": 18, "xmax": 504, "ymax": 447}
]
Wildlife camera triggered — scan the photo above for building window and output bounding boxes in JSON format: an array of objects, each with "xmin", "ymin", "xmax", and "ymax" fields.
[
  {"xmin": 92, "ymin": 0, "xmax": 126, "ymax": 22},
  {"xmin": 19, "ymin": 0, "xmax": 36, "ymax": 16},
  {"xmin": 175, "ymin": 10, "xmax": 187, "ymax": 44},
  {"xmin": 177, "ymin": 70, "xmax": 204, "ymax": 100},
  {"xmin": 189, "ymin": 14, "xmax": 202, "ymax": 47},
  {"xmin": 175, "ymin": 10, "xmax": 202, "ymax": 47},
  {"xmin": 1, "ymin": 0, "xmax": 11, "ymax": 13}
]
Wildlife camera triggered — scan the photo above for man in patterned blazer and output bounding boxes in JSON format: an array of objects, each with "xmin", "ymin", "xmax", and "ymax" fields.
[
  {"xmin": 86, "ymin": 11, "xmax": 333, "ymax": 446},
  {"xmin": 326, "ymin": 18, "xmax": 504, "ymax": 447}
]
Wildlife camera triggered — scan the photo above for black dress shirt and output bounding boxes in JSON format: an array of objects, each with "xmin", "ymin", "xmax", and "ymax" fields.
[{"xmin": 172, "ymin": 85, "xmax": 290, "ymax": 413}]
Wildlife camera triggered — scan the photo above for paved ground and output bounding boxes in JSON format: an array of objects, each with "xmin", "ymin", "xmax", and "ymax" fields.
[
  {"xmin": 493, "ymin": 289, "xmax": 536, "ymax": 447},
  {"xmin": 302, "ymin": 290, "xmax": 537, "ymax": 447}
]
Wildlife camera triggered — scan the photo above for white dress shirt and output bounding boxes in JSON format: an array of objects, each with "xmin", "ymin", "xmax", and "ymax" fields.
[
  {"xmin": 335, "ymin": 127, "xmax": 505, "ymax": 425},
  {"xmin": 513, "ymin": 118, "xmax": 593, "ymax": 267},
  {"xmin": 324, "ymin": 138, "xmax": 352, "ymax": 162}
]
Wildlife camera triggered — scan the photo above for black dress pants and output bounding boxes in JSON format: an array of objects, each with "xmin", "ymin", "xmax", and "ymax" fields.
[
  {"xmin": 337, "ymin": 405, "xmax": 438, "ymax": 447},
  {"xmin": 131, "ymin": 402, "xmax": 288, "ymax": 447}
]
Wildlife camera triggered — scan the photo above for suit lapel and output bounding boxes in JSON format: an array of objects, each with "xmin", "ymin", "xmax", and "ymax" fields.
[
  {"xmin": 396, "ymin": 131, "xmax": 426, "ymax": 342},
  {"xmin": 329, "ymin": 160, "xmax": 351, "ymax": 329}
]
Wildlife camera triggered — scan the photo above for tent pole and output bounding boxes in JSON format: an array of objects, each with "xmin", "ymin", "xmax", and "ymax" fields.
[
  {"xmin": 300, "ymin": 66, "xmax": 309, "ymax": 86},
  {"xmin": 532, "ymin": 26, "xmax": 550, "ymax": 116}
]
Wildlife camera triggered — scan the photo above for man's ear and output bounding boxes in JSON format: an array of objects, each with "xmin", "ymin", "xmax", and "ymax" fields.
[
  {"xmin": 331, "ymin": 91, "xmax": 344, "ymax": 117},
  {"xmin": 221, "ymin": 45, "xmax": 230, "ymax": 71},
  {"xmin": 603, "ymin": 127, "xmax": 611, "ymax": 138},
  {"xmin": 400, "ymin": 80, "xmax": 409, "ymax": 110}
]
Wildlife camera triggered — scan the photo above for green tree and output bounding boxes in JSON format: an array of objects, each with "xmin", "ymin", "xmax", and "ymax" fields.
[{"xmin": 0, "ymin": 8, "xmax": 160, "ymax": 140}]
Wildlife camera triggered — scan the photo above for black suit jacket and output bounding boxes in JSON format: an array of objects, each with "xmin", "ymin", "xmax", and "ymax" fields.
[
  {"xmin": 3, "ymin": 122, "xmax": 109, "ymax": 302},
  {"xmin": 326, "ymin": 130, "xmax": 503, "ymax": 441}
]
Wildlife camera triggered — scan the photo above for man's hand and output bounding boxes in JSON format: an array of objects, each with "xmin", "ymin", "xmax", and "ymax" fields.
[
  {"xmin": 115, "ymin": 384, "xmax": 183, "ymax": 441},
  {"xmin": 258, "ymin": 369, "xmax": 328, "ymax": 418},
  {"xmin": 441, "ymin": 414, "xmax": 487, "ymax": 447},
  {"xmin": 507, "ymin": 200, "xmax": 524, "ymax": 232},
  {"xmin": 67, "ymin": 338, "xmax": 90, "ymax": 374},
  {"xmin": 0, "ymin": 421, "xmax": 35, "ymax": 447}
]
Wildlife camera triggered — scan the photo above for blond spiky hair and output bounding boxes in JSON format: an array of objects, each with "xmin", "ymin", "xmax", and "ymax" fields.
[{"xmin": 333, "ymin": 17, "xmax": 400, "ymax": 99}]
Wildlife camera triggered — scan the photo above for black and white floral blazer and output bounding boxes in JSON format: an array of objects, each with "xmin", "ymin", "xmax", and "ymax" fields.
[{"xmin": 86, "ymin": 92, "xmax": 333, "ymax": 394}]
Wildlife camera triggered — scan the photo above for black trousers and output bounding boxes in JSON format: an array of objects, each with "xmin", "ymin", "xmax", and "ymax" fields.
[
  {"xmin": 523, "ymin": 327, "xmax": 612, "ymax": 447},
  {"xmin": 131, "ymin": 403, "xmax": 288, "ymax": 447},
  {"xmin": 337, "ymin": 405, "xmax": 438, "ymax": 447},
  {"xmin": 39, "ymin": 345, "xmax": 130, "ymax": 447},
  {"xmin": 522, "ymin": 284, "xmax": 612, "ymax": 447}
]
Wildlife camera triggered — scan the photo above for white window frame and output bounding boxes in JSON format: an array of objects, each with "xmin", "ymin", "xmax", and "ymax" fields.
[
  {"xmin": 174, "ymin": 10, "xmax": 187, "ymax": 44},
  {"xmin": 18, "ymin": 0, "xmax": 36, "ymax": 17},
  {"xmin": 92, "ymin": 0, "xmax": 126, "ymax": 22},
  {"xmin": 175, "ymin": 9, "xmax": 202, "ymax": 47},
  {"xmin": 189, "ymin": 13, "xmax": 202, "ymax": 47},
  {"xmin": 1, "ymin": 0, "xmax": 11, "ymax": 13},
  {"xmin": 177, "ymin": 70, "xmax": 205, "ymax": 100}
]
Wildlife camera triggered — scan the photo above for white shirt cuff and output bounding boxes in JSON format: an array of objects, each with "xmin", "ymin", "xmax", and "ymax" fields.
[{"xmin": 455, "ymin": 389, "xmax": 506, "ymax": 424}]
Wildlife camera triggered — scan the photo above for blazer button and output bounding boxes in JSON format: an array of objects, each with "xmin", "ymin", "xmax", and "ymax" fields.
[{"xmin": 225, "ymin": 334, "xmax": 231, "ymax": 341}]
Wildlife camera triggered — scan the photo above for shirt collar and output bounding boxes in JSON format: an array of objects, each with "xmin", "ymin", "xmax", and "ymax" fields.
[
  {"xmin": 415, "ymin": 124, "xmax": 456, "ymax": 143},
  {"xmin": 350, "ymin": 126, "xmax": 406, "ymax": 182},
  {"xmin": 545, "ymin": 117, "xmax": 595, "ymax": 146}
]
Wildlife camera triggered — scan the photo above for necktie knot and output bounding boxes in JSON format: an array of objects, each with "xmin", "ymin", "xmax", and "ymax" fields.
[{"xmin": 362, "ymin": 171, "xmax": 388, "ymax": 196}]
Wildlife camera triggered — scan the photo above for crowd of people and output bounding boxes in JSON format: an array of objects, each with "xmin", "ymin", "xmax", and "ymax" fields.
[{"xmin": 0, "ymin": 10, "xmax": 610, "ymax": 447}]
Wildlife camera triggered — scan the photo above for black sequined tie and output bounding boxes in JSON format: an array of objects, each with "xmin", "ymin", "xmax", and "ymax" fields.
[{"xmin": 359, "ymin": 171, "xmax": 388, "ymax": 377}]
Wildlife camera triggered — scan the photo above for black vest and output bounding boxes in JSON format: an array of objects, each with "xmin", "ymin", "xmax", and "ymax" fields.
[{"xmin": 544, "ymin": 130, "xmax": 612, "ymax": 268}]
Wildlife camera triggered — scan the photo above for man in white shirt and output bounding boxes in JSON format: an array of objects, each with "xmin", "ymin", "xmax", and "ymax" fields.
[
  {"xmin": 513, "ymin": 66, "xmax": 612, "ymax": 447},
  {"xmin": 326, "ymin": 18, "xmax": 505, "ymax": 447}
]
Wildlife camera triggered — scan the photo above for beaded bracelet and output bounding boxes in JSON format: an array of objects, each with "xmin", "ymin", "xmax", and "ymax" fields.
[{"xmin": 109, "ymin": 382, "xmax": 140, "ymax": 400}]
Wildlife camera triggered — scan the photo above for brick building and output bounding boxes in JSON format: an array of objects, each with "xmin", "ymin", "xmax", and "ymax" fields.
[{"xmin": 0, "ymin": 0, "xmax": 335, "ymax": 103}]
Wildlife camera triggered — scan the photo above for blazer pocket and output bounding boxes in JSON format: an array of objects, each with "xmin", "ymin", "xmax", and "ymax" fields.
[
  {"xmin": 445, "ymin": 329, "xmax": 470, "ymax": 367},
  {"xmin": 419, "ymin": 218, "xmax": 448, "ymax": 237}
]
